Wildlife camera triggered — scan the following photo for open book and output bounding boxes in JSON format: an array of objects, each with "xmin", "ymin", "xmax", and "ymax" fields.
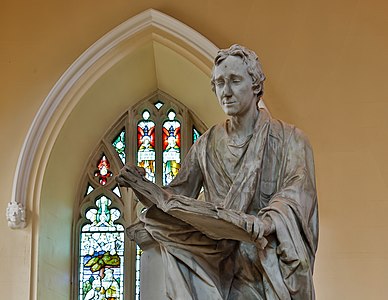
[{"xmin": 127, "ymin": 175, "xmax": 268, "ymax": 249}]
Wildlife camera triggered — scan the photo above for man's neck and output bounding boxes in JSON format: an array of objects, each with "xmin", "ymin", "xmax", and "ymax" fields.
[{"xmin": 227, "ymin": 107, "xmax": 259, "ymax": 144}]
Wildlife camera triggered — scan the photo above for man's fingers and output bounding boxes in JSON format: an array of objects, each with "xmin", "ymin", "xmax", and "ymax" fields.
[
  {"xmin": 251, "ymin": 218, "xmax": 261, "ymax": 242},
  {"xmin": 136, "ymin": 166, "xmax": 146, "ymax": 177},
  {"xmin": 115, "ymin": 173, "xmax": 138, "ymax": 187}
]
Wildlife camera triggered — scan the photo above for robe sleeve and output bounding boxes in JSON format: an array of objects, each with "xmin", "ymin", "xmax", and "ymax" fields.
[{"xmin": 259, "ymin": 126, "xmax": 318, "ymax": 300}]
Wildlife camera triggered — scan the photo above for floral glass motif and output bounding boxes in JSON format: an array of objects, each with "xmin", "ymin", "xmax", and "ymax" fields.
[
  {"xmin": 94, "ymin": 155, "xmax": 113, "ymax": 186},
  {"xmin": 112, "ymin": 129, "xmax": 126, "ymax": 164},
  {"xmin": 193, "ymin": 126, "xmax": 201, "ymax": 144},
  {"xmin": 162, "ymin": 110, "xmax": 181, "ymax": 186},
  {"xmin": 79, "ymin": 196, "xmax": 125, "ymax": 300},
  {"xmin": 137, "ymin": 110, "xmax": 156, "ymax": 183}
]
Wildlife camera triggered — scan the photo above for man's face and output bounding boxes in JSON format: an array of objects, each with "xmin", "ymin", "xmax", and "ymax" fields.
[{"xmin": 213, "ymin": 56, "xmax": 256, "ymax": 117}]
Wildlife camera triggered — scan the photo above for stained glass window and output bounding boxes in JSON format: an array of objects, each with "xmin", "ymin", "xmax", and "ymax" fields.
[
  {"xmin": 94, "ymin": 155, "xmax": 113, "ymax": 186},
  {"xmin": 162, "ymin": 110, "xmax": 181, "ymax": 186},
  {"xmin": 79, "ymin": 196, "xmax": 125, "ymax": 300},
  {"xmin": 137, "ymin": 110, "xmax": 156, "ymax": 183},
  {"xmin": 112, "ymin": 129, "xmax": 126, "ymax": 164},
  {"xmin": 77, "ymin": 92, "xmax": 207, "ymax": 300}
]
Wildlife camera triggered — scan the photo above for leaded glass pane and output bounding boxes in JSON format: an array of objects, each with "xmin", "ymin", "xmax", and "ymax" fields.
[
  {"xmin": 154, "ymin": 100, "xmax": 164, "ymax": 110},
  {"xmin": 79, "ymin": 196, "xmax": 124, "ymax": 300},
  {"xmin": 94, "ymin": 155, "xmax": 113, "ymax": 186},
  {"xmin": 112, "ymin": 129, "xmax": 126, "ymax": 164},
  {"xmin": 112, "ymin": 186, "xmax": 121, "ymax": 198},
  {"xmin": 135, "ymin": 245, "xmax": 143, "ymax": 300},
  {"xmin": 193, "ymin": 126, "xmax": 201, "ymax": 144},
  {"xmin": 137, "ymin": 110, "xmax": 156, "ymax": 183},
  {"xmin": 162, "ymin": 110, "xmax": 181, "ymax": 186},
  {"xmin": 86, "ymin": 184, "xmax": 94, "ymax": 196}
]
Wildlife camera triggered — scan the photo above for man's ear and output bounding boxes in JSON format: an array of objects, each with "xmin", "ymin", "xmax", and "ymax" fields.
[{"xmin": 252, "ymin": 83, "xmax": 262, "ymax": 96}]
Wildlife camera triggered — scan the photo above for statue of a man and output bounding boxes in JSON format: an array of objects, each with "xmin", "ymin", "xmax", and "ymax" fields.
[{"xmin": 117, "ymin": 44, "xmax": 318, "ymax": 300}]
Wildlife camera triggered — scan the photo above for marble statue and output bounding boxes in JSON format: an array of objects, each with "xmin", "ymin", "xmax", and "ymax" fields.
[{"xmin": 117, "ymin": 44, "xmax": 318, "ymax": 300}]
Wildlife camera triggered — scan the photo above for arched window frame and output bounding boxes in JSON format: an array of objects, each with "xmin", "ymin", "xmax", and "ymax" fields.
[{"xmin": 72, "ymin": 90, "xmax": 207, "ymax": 300}]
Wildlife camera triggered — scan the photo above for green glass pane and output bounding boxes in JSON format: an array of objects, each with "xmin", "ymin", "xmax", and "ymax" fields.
[
  {"xmin": 193, "ymin": 126, "xmax": 201, "ymax": 144},
  {"xmin": 112, "ymin": 129, "xmax": 126, "ymax": 164}
]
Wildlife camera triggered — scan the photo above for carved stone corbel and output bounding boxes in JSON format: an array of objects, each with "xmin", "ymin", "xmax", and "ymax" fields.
[{"xmin": 6, "ymin": 201, "xmax": 27, "ymax": 229}]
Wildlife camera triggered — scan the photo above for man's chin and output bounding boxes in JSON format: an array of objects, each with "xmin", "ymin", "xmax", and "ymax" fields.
[{"xmin": 224, "ymin": 110, "xmax": 238, "ymax": 116}]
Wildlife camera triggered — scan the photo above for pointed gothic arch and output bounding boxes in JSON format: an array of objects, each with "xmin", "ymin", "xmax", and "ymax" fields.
[
  {"xmin": 7, "ymin": 9, "xmax": 222, "ymax": 300},
  {"xmin": 9, "ymin": 8, "xmax": 218, "ymax": 230}
]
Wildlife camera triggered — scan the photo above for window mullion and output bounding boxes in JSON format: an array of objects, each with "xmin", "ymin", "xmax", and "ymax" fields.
[{"xmin": 155, "ymin": 117, "xmax": 164, "ymax": 186}]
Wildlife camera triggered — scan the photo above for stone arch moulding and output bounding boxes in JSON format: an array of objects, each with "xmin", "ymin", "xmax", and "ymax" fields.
[{"xmin": 6, "ymin": 9, "xmax": 219, "ymax": 230}]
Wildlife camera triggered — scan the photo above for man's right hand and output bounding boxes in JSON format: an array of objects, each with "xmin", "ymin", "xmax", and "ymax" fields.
[
  {"xmin": 116, "ymin": 164, "xmax": 170, "ymax": 208},
  {"xmin": 116, "ymin": 165, "xmax": 147, "ymax": 187}
]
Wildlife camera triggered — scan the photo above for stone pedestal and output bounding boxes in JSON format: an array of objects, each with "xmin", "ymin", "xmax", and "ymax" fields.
[{"xmin": 127, "ymin": 222, "xmax": 168, "ymax": 300}]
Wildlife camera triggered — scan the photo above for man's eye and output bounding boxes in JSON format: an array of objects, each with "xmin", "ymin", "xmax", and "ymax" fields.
[{"xmin": 216, "ymin": 81, "xmax": 224, "ymax": 86}]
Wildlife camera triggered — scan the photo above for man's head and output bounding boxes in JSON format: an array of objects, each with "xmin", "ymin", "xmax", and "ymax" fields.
[{"xmin": 211, "ymin": 44, "xmax": 266, "ymax": 100}]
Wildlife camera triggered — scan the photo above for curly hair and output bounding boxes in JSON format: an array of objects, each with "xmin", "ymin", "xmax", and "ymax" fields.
[{"xmin": 211, "ymin": 44, "xmax": 266, "ymax": 99}]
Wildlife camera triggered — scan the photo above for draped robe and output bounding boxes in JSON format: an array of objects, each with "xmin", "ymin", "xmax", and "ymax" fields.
[{"xmin": 139, "ymin": 108, "xmax": 318, "ymax": 300}]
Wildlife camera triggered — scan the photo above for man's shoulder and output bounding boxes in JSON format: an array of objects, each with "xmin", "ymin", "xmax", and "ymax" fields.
[
  {"xmin": 197, "ymin": 122, "xmax": 224, "ymax": 139},
  {"xmin": 269, "ymin": 117, "xmax": 310, "ymax": 146},
  {"xmin": 191, "ymin": 123, "xmax": 220, "ymax": 147},
  {"xmin": 268, "ymin": 117, "xmax": 294, "ymax": 141}
]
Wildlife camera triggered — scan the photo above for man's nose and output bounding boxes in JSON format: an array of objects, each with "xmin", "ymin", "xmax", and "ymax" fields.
[{"xmin": 223, "ymin": 82, "xmax": 232, "ymax": 97}]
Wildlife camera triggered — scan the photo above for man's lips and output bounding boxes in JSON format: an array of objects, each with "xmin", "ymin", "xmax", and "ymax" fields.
[{"xmin": 223, "ymin": 101, "xmax": 236, "ymax": 105}]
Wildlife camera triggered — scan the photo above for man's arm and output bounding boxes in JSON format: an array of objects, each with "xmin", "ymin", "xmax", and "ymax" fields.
[{"xmin": 216, "ymin": 208, "xmax": 275, "ymax": 242}]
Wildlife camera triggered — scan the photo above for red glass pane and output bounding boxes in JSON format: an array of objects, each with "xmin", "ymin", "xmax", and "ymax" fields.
[
  {"xmin": 94, "ymin": 155, "xmax": 112, "ymax": 185},
  {"xmin": 137, "ymin": 111, "xmax": 156, "ymax": 183},
  {"xmin": 162, "ymin": 111, "xmax": 181, "ymax": 185}
]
